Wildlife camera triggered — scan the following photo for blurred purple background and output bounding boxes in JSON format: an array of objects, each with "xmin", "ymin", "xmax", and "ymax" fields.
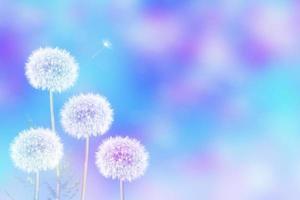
[{"xmin": 1, "ymin": 0, "xmax": 300, "ymax": 199}]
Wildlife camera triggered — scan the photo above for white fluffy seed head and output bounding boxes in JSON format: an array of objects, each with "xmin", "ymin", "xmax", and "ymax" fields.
[
  {"xmin": 61, "ymin": 93, "xmax": 113, "ymax": 139},
  {"xmin": 96, "ymin": 136, "xmax": 149, "ymax": 182},
  {"xmin": 10, "ymin": 128, "xmax": 63, "ymax": 173},
  {"xmin": 25, "ymin": 47, "xmax": 79, "ymax": 92}
]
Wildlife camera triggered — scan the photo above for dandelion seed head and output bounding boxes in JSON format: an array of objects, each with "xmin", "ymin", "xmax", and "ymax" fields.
[
  {"xmin": 25, "ymin": 47, "xmax": 79, "ymax": 92},
  {"xmin": 96, "ymin": 136, "xmax": 149, "ymax": 181},
  {"xmin": 10, "ymin": 128, "xmax": 63, "ymax": 173},
  {"xmin": 61, "ymin": 93, "xmax": 113, "ymax": 139}
]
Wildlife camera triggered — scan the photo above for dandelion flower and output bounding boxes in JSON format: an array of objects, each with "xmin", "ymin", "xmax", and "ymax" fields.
[
  {"xmin": 25, "ymin": 47, "xmax": 78, "ymax": 93},
  {"xmin": 61, "ymin": 93, "xmax": 113, "ymax": 139},
  {"xmin": 61, "ymin": 93, "xmax": 113, "ymax": 200},
  {"xmin": 10, "ymin": 128, "xmax": 63, "ymax": 173},
  {"xmin": 96, "ymin": 136, "xmax": 148, "ymax": 200},
  {"xmin": 96, "ymin": 136, "xmax": 149, "ymax": 181},
  {"xmin": 10, "ymin": 128, "xmax": 63, "ymax": 200}
]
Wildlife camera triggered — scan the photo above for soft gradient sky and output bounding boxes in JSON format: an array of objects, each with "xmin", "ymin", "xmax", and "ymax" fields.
[{"xmin": 1, "ymin": 0, "xmax": 300, "ymax": 199}]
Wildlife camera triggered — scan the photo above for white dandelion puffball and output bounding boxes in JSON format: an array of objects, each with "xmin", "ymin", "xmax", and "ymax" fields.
[
  {"xmin": 10, "ymin": 128, "xmax": 63, "ymax": 173},
  {"xmin": 61, "ymin": 93, "xmax": 113, "ymax": 139},
  {"xmin": 96, "ymin": 136, "xmax": 149, "ymax": 181},
  {"xmin": 25, "ymin": 47, "xmax": 78, "ymax": 92}
]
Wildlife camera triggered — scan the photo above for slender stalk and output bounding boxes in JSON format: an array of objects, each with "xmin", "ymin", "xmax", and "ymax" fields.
[
  {"xmin": 34, "ymin": 172, "xmax": 40, "ymax": 200},
  {"xmin": 49, "ymin": 91, "xmax": 61, "ymax": 200},
  {"xmin": 80, "ymin": 137, "xmax": 90, "ymax": 200},
  {"xmin": 56, "ymin": 166, "xmax": 61, "ymax": 200},
  {"xmin": 49, "ymin": 91, "xmax": 56, "ymax": 132},
  {"xmin": 120, "ymin": 180, "xmax": 125, "ymax": 200}
]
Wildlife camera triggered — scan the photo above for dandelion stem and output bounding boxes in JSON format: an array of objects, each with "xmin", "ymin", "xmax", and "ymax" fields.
[
  {"xmin": 56, "ymin": 166, "xmax": 61, "ymax": 200},
  {"xmin": 80, "ymin": 137, "xmax": 90, "ymax": 200},
  {"xmin": 49, "ymin": 91, "xmax": 61, "ymax": 200},
  {"xmin": 120, "ymin": 180, "xmax": 125, "ymax": 200},
  {"xmin": 34, "ymin": 172, "xmax": 40, "ymax": 200},
  {"xmin": 49, "ymin": 91, "xmax": 56, "ymax": 132}
]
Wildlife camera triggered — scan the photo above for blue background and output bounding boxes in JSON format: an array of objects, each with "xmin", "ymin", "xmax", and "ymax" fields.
[{"xmin": 1, "ymin": 0, "xmax": 300, "ymax": 199}]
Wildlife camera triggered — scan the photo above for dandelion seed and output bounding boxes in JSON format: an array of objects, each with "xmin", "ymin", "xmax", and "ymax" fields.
[
  {"xmin": 102, "ymin": 39, "xmax": 112, "ymax": 49},
  {"xmin": 96, "ymin": 136, "xmax": 149, "ymax": 200},
  {"xmin": 91, "ymin": 39, "xmax": 112, "ymax": 59}
]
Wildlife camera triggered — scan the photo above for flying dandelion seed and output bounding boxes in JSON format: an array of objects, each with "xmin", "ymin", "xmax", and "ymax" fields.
[
  {"xmin": 25, "ymin": 47, "xmax": 79, "ymax": 93},
  {"xmin": 61, "ymin": 93, "xmax": 113, "ymax": 200},
  {"xmin": 102, "ymin": 39, "xmax": 112, "ymax": 49},
  {"xmin": 92, "ymin": 39, "xmax": 112, "ymax": 58},
  {"xmin": 10, "ymin": 128, "xmax": 63, "ymax": 200},
  {"xmin": 96, "ymin": 136, "xmax": 149, "ymax": 200}
]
